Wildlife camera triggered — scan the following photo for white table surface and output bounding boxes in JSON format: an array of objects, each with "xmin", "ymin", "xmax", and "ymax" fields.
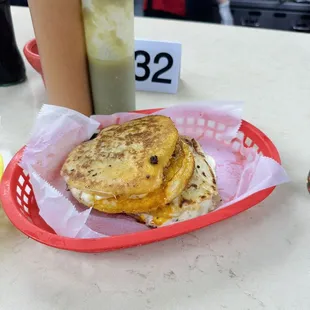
[{"xmin": 1, "ymin": 6, "xmax": 310, "ymax": 310}]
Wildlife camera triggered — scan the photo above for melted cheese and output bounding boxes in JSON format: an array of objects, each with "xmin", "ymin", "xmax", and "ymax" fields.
[{"xmin": 70, "ymin": 188, "xmax": 148, "ymax": 205}]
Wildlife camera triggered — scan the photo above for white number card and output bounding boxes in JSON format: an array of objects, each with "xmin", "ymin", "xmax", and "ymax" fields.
[{"xmin": 134, "ymin": 39, "xmax": 182, "ymax": 94}]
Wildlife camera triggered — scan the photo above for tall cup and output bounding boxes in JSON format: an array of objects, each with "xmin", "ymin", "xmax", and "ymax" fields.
[
  {"xmin": 82, "ymin": 0, "xmax": 136, "ymax": 115},
  {"xmin": 28, "ymin": 0, "xmax": 93, "ymax": 116}
]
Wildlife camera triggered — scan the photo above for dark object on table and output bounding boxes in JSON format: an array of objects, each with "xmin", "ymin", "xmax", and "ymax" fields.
[
  {"xmin": 230, "ymin": 0, "xmax": 310, "ymax": 32},
  {"xmin": 307, "ymin": 170, "xmax": 310, "ymax": 193},
  {"xmin": 0, "ymin": 0, "xmax": 26, "ymax": 86},
  {"xmin": 186, "ymin": 0, "xmax": 221, "ymax": 23},
  {"xmin": 144, "ymin": 0, "xmax": 221, "ymax": 23},
  {"xmin": 9, "ymin": 0, "xmax": 28, "ymax": 6}
]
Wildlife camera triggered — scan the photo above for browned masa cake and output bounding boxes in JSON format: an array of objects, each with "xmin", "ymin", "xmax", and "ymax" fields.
[{"xmin": 61, "ymin": 115, "xmax": 180, "ymax": 198}]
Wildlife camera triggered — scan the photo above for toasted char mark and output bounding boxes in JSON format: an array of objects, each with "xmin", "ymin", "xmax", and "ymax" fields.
[
  {"xmin": 104, "ymin": 117, "xmax": 163, "ymax": 149},
  {"xmin": 180, "ymin": 198, "xmax": 193, "ymax": 205},
  {"xmin": 188, "ymin": 136, "xmax": 217, "ymax": 188},
  {"xmin": 93, "ymin": 117, "xmax": 172, "ymax": 168},
  {"xmin": 183, "ymin": 137, "xmax": 191, "ymax": 146},
  {"xmin": 150, "ymin": 155, "xmax": 159, "ymax": 165},
  {"xmin": 89, "ymin": 133, "xmax": 98, "ymax": 140},
  {"xmin": 205, "ymin": 159, "xmax": 217, "ymax": 186},
  {"xmin": 162, "ymin": 139, "xmax": 185, "ymax": 182}
]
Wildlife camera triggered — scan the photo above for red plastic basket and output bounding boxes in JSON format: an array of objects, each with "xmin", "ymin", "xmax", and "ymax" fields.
[{"xmin": 0, "ymin": 109, "xmax": 281, "ymax": 253}]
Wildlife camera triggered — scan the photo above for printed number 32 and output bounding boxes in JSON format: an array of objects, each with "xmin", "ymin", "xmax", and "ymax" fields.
[{"xmin": 135, "ymin": 50, "xmax": 173, "ymax": 84}]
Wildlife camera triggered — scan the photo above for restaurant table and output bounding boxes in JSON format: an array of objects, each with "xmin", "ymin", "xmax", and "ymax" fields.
[{"xmin": 0, "ymin": 6, "xmax": 309, "ymax": 310}]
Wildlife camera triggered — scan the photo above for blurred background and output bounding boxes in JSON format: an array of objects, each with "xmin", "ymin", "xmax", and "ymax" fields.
[{"xmin": 10, "ymin": 0, "xmax": 310, "ymax": 32}]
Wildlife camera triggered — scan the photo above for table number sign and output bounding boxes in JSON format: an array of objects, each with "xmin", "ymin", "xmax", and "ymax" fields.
[{"xmin": 135, "ymin": 39, "xmax": 182, "ymax": 94}]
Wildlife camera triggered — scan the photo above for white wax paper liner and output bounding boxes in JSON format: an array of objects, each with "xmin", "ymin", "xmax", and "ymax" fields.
[
  {"xmin": 26, "ymin": 166, "xmax": 104, "ymax": 238},
  {"xmin": 20, "ymin": 105, "xmax": 106, "ymax": 238},
  {"xmin": 92, "ymin": 101, "xmax": 243, "ymax": 142},
  {"xmin": 20, "ymin": 103, "xmax": 289, "ymax": 238}
]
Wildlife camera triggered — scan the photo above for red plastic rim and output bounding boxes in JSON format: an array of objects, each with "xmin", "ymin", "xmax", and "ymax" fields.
[
  {"xmin": 0, "ymin": 109, "xmax": 281, "ymax": 253},
  {"xmin": 23, "ymin": 38, "xmax": 40, "ymax": 60}
]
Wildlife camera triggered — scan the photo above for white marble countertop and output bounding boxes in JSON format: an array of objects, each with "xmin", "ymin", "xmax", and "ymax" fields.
[{"xmin": 1, "ymin": 6, "xmax": 310, "ymax": 310}]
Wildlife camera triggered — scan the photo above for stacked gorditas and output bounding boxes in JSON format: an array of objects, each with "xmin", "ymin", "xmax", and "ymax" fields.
[{"xmin": 61, "ymin": 116, "xmax": 220, "ymax": 227}]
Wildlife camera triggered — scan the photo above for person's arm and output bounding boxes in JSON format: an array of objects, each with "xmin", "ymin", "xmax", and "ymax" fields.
[
  {"xmin": 217, "ymin": 0, "xmax": 234, "ymax": 25},
  {"xmin": 28, "ymin": 0, "xmax": 93, "ymax": 115}
]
